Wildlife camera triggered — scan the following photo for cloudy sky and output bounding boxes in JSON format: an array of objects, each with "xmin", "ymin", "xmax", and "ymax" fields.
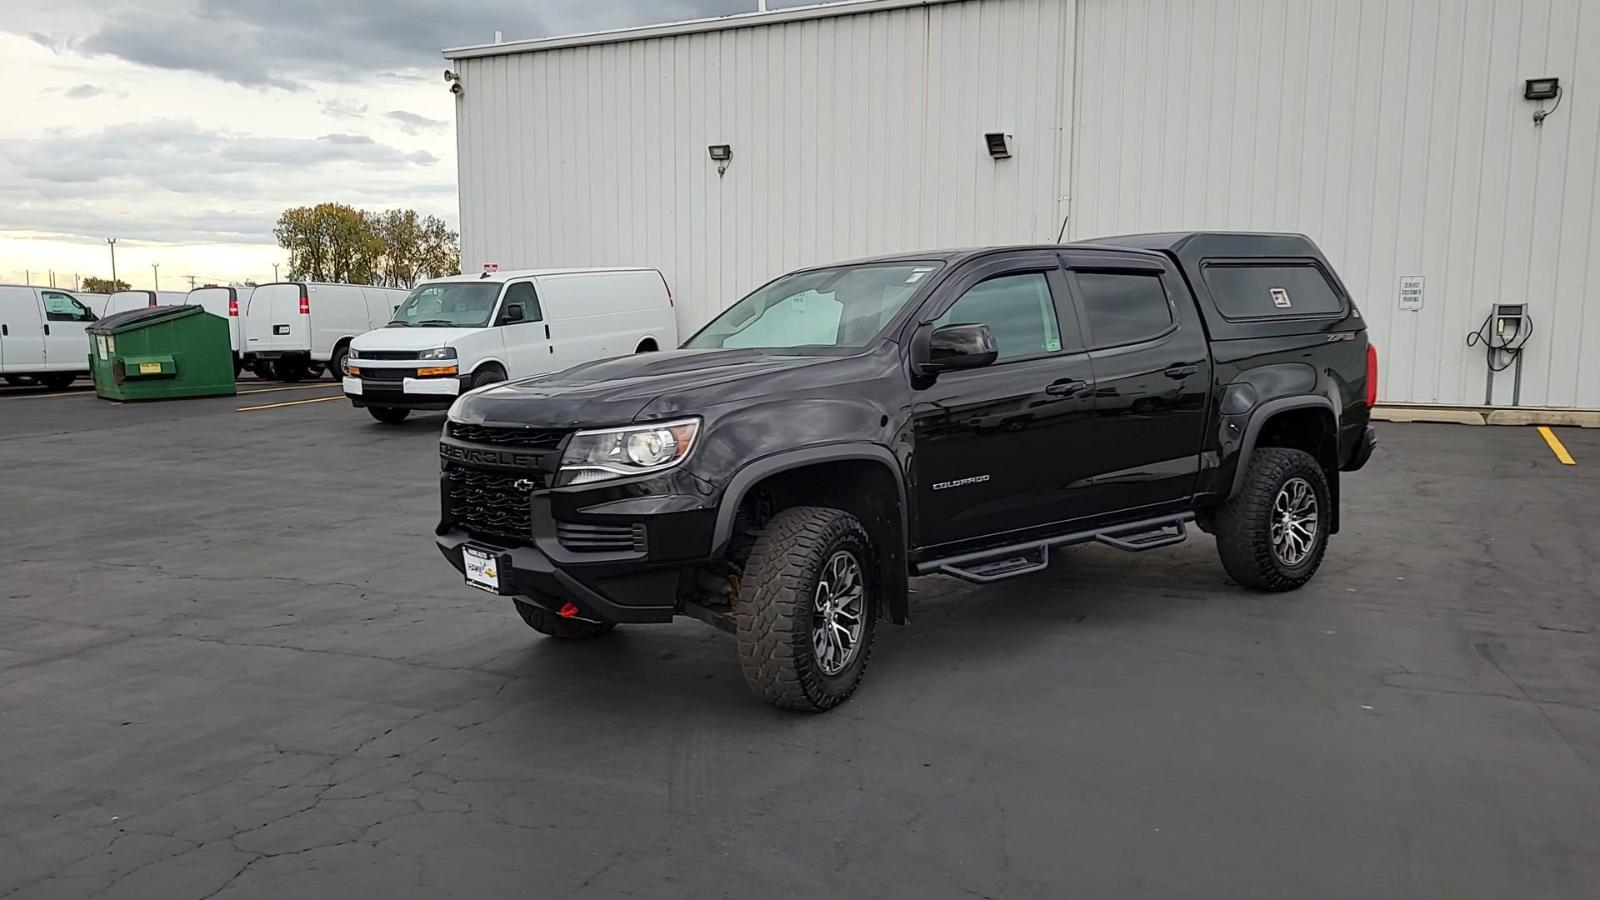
[{"xmin": 4, "ymin": 0, "xmax": 798, "ymax": 289}]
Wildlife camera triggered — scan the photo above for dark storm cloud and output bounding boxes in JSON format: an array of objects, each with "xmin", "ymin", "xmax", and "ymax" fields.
[{"xmin": 35, "ymin": 0, "xmax": 803, "ymax": 89}]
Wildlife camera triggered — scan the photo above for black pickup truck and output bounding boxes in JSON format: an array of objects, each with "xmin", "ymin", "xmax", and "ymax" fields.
[{"xmin": 436, "ymin": 232, "xmax": 1377, "ymax": 711}]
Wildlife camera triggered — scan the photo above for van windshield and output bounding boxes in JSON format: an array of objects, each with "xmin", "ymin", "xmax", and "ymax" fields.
[
  {"xmin": 390, "ymin": 283, "xmax": 501, "ymax": 328},
  {"xmin": 684, "ymin": 262, "xmax": 941, "ymax": 351}
]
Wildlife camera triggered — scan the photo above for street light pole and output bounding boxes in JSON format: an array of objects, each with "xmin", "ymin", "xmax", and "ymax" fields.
[
  {"xmin": 273, "ymin": 262, "xmax": 280, "ymax": 281},
  {"xmin": 106, "ymin": 237, "xmax": 118, "ymax": 287},
  {"xmin": 152, "ymin": 263, "xmax": 160, "ymax": 291}
]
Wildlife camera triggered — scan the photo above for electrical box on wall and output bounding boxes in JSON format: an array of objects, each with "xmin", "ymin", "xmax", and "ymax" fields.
[{"xmin": 1493, "ymin": 304, "xmax": 1528, "ymax": 346}]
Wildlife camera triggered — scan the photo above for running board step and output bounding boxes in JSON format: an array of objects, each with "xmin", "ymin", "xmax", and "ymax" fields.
[
  {"xmin": 917, "ymin": 513, "xmax": 1194, "ymax": 585},
  {"xmin": 938, "ymin": 547, "xmax": 1050, "ymax": 585},
  {"xmin": 1095, "ymin": 521, "xmax": 1188, "ymax": 552}
]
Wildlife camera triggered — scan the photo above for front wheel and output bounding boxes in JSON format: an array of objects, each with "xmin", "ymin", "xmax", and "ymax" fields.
[
  {"xmin": 330, "ymin": 345, "xmax": 351, "ymax": 379},
  {"xmin": 514, "ymin": 600, "xmax": 616, "ymax": 639},
  {"xmin": 367, "ymin": 407, "xmax": 410, "ymax": 424},
  {"xmin": 1214, "ymin": 447, "xmax": 1331, "ymax": 591},
  {"xmin": 4, "ymin": 375, "xmax": 37, "ymax": 387},
  {"xmin": 735, "ymin": 506, "xmax": 878, "ymax": 712}
]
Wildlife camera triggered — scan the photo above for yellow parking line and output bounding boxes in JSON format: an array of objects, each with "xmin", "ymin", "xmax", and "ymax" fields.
[
  {"xmin": 237, "ymin": 383, "xmax": 342, "ymax": 395},
  {"xmin": 238, "ymin": 395, "xmax": 346, "ymax": 412},
  {"xmin": 1538, "ymin": 426, "xmax": 1576, "ymax": 465}
]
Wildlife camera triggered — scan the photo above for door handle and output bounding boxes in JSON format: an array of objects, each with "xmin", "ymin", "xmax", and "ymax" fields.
[
  {"xmin": 1164, "ymin": 364, "xmax": 1198, "ymax": 379},
  {"xmin": 1045, "ymin": 378, "xmax": 1092, "ymax": 397},
  {"xmin": 44, "ymin": 324, "xmax": 51, "ymax": 336},
  {"xmin": 2, "ymin": 324, "xmax": 7, "ymax": 336}
]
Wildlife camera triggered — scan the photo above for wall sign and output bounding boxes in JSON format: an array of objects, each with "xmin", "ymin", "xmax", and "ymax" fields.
[{"xmin": 1399, "ymin": 276, "xmax": 1425, "ymax": 311}]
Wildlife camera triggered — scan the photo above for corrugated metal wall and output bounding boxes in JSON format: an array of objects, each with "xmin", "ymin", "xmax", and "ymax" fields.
[
  {"xmin": 454, "ymin": 0, "xmax": 1076, "ymax": 331},
  {"xmin": 1070, "ymin": 0, "xmax": 1600, "ymax": 409}
]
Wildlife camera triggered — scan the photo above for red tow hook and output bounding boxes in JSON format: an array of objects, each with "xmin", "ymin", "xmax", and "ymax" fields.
[{"xmin": 558, "ymin": 602, "xmax": 580, "ymax": 619}]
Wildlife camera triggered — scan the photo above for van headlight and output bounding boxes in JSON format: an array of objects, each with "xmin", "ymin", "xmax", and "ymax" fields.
[
  {"xmin": 347, "ymin": 347, "xmax": 361, "ymax": 360},
  {"xmin": 419, "ymin": 346, "xmax": 457, "ymax": 360},
  {"xmin": 558, "ymin": 418, "xmax": 700, "ymax": 486}
]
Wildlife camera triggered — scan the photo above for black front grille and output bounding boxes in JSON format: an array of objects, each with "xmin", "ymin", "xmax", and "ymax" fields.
[
  {"xmin": 445, "ymin": 465, "xmax": 546, "ymax": 543},
  {"xmin": 359, "ymin": 367, "xmax": 411, "ymax": 382},
  {"xmin": 359, "ymin": 350, "xmax": 419, "ymax": 360},
  {"xmin": 557, "ymin": 521, "xmax": 648, "ymax": 553},
  {"xmin": 448, "ymin": 422, "xmax": 571, "ymax": 450}
]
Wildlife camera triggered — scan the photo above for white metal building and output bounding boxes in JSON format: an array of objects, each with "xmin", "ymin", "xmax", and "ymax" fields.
[{"xmin": 447, "ymin": 0, "xmax": 1600, "ymax": 410}]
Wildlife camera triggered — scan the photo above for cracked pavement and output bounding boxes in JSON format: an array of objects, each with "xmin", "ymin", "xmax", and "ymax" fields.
[{"xmin": 2, "ymin": 393, "xmax": 1599, "ymax": 898}]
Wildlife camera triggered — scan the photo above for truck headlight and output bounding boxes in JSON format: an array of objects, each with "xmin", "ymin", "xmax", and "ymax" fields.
[
  {"xmin": 347, "ymin": 347, "xmax": 361, "ymax": 360},
  {"xmin": 559, "ymin": 418, "xmax": 700, "ymax": 485},
  {"xmin": 418, "ymin": 346, "xmax": 457, "ymax": 360}
]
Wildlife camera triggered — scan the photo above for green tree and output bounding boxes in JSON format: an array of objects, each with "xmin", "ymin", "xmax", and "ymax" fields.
[
  {"xmin": 276, "ymin": 204, "xmax": 459, "ymax": 288},
  {"xmin": 80, "ymin": 276, "xmax": 130, "ymax": 293}
]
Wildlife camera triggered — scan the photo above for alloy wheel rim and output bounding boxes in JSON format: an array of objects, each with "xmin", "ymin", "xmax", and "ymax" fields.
[
  {"xmin": 812, "ymin": 550, "xmax": 866, "ymax": 676},
  {"xmin": 1271, "ymin": 477, "xmax": 1319, "ymax": 567}
]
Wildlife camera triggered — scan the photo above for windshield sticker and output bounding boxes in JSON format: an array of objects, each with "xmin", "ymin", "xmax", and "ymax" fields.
[{"xmin": 906, "ymin": 267, "xmax": 935, "ymax": 284}]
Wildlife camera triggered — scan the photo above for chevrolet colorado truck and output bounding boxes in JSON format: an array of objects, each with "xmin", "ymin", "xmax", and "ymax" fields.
[{"xmin": 436, "ymin": 232, "xmax": 1378, "ymax": 711}]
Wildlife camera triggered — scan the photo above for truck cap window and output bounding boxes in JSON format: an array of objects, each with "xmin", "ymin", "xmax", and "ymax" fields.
[
  {"xmin": 390, "ymin": 282, "xmax": 502, "ymax": 328},
  {"xmin": 934, "ymin": 272, "xmax": 1061, "ymax": 361},
  {"xmin": 1076, "ymin": 272, "xmax": 1174, "ymax": 347},
  {"xmin": 685, "ymin": 262, "xmax": 941, "ymax": 351},
  {"xmin": 1203, "ymin": 263, "xmax": 1344, "ymax": 319}
]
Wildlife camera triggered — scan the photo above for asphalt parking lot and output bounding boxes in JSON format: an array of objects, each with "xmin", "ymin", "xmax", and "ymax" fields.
[{"xmin": 2, "ymin": 388, "xmax": 1598, "ymax": 899}]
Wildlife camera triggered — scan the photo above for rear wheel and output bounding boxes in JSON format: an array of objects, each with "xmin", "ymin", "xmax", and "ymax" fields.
[
  {"xmin": 330, "ymin": 345, "xmax": 351, "ymax": 379},
  {"xmin": 514, "ymin": 600, "xmax": 616, "ymax": 639},
  {"xmin": 305, "ymin": 363, "xmax": 326, "ymax": 380},
  {"xmin": 367, "ymin": 407, "xmax": 410, "ymax": 424},
  {"xmin": 272, "ymin": 358, "xmax": 307, "ymax": 382},
  {"xmin": 735, "ymin": 506, "xmax": 878, "ymax": 712},
  {"xmin": 233, "ymin": 357, "xmax": 243, "ymax": 379},
  {"xmin": 38, "ymin": 374, "xmax": 77, "ymax": 390},
  {"xmin": 250, "ymin": 360, "xmax": 274, "ymax": 380},
  {"xmin": 1214, "ymin": 447, "xmax": 1331, "ymax": 591},
  {"xmin": 635, "ymin": 339, "xmax": 658, "ymax": 353},
  {"xmin": 4, "ymin": 376, "xmax": 37, "ymax": 387}
]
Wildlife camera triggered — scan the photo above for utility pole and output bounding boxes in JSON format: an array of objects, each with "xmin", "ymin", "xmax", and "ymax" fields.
[
  {"xmin": 186, "ymin": 275, "xmax": 197, "ymax": 289},
  {"xmin": 152, "ymin": 263, "xmax": 160, "ymax": 291},
  {"xmin": 106, "ymin": 237, "xmax": 118, "ymax": 288}
]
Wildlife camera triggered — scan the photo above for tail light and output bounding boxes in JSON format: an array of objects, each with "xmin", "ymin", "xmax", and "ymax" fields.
[
  {"xmin": 299, "ymin": 292, "xmax": 310, "ymax": 315},
  {"xmin": 227, "ymin": 297, "xmax": 239, "ymax": 317},
  {"xmin": 1365, "ymin": 344, "xmax": 1379, "ymax": 407}
]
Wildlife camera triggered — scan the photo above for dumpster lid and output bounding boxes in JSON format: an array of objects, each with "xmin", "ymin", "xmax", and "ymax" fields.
[{"xmin": 88, "ymin": 304, "xmax": 204, "ymax": 334}]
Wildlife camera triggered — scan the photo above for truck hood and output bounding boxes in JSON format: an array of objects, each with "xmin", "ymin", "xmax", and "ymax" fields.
[
  {"xmin": 351, "ymin": 326, "xmax": 476, "ymax": 351},
  {"xmin": 452, "ymin": 348, "xmax": 865, "ymax": 428}
]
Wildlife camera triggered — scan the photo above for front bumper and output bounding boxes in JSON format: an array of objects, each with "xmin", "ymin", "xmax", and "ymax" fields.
[
  {"xmin": 436, "ymin": 456, "xmax": 721, "ymax": 624},
  {"xmin": 1342, "ymin": 424, "xmax": 1378, "ymax": 472},
  {"xmin": 345, "ymin": 375, "xmax": 464, "ymax": 411}
]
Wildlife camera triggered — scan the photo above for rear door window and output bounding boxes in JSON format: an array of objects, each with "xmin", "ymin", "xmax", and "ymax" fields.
[
  {"xmin": 1073, "ymin": 272, "xmax": 1175, "ymax": 347},
  {"xmin": 1203, "ymin": 263, "xmax": 1345, "ymax": 319}
]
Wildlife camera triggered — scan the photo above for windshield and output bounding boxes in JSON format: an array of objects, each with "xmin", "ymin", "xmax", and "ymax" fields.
[
  {"xmin": 389, "ymin": 282, "xmax": 501, "ymax": 328},
  {"xmin": 684, "ymin": 262, "xmax": 942, "ymax": 351}
]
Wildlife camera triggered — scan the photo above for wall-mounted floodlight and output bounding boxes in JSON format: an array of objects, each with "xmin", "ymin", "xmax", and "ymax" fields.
[
  {"xmin": 984, "ymin": 132, "xmax": 1014, "ymax": 159},
  {"xmin": 1524, "ymin": 77, "xmax": 1559, "ymax": 101},
  {"xmin": 708, "ymin": 144, "xmax": 732, "ymax": 177}
]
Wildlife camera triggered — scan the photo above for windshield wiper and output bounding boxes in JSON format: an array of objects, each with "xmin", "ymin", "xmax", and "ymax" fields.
[
  {"xmin": 415, "ymin": 320, "xmax": 459, "ymax": 327},
  {"xmin": 384, "ymin": 321, "xmax": 410, "ymax": 328}
]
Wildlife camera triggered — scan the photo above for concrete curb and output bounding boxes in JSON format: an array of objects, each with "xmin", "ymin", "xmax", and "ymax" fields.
[{"xmin": 1373, "ymin": 406, "xmax": 1600, "ymax": 428}]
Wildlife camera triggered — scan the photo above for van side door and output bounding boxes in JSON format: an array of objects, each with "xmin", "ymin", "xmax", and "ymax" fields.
[
  {"xmin": 1062, "ymin": 251, "xmax": 1213, "ymax": 518},
  {"xmin": 0, "ymin": 287, "xmax": 48, "ymax": 371},
  {"xmin": 40, "ymin": 290, "xmax": 98, "ymax": 371},
  {"xmin": 496, "ymin": 281, "xmax": 552, "ymax": 378}
]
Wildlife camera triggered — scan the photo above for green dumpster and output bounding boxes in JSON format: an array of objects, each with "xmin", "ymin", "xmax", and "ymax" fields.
[{"xmin": 86, "ymin": 305, "xmax": 236, "ymax": 401}]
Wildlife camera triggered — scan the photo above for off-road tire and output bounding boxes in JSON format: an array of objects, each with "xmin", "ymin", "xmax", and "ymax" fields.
[
  {"xmin": 367, "ymin": 406, "xmax": 410, "ymax": 424},
  {"xmin": 39, "ymin": 374, "xmax": 77, "ymax": 390},
  {"xmin": 735, "ymin": 506, "xmax": 877, "ymax": 712},
  {"xmin": 514, "ymin": 599, "xmax": 616, "ymax": 639},
  {"xmin": 1215, "ymin": 447, "xmax": 1330, "ymax": 591}
]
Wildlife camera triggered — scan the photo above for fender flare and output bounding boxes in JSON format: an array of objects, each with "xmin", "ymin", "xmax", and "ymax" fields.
[
  {"xmin": 710, "ymin": 442, "xmax": 909, "ymax": 558},
  {"xmin": 1228, "ymin": 395, "xmax": 1337, "ymax": 500}
]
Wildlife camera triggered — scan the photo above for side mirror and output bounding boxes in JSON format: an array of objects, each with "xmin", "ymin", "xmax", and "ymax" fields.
[
  {"xmin": 502, "ymin": 303, "xmax": 524, "ymax": 323},
  {"xmin": 919, "ymin": 323, "xmax": 998, "ymax": 374}
]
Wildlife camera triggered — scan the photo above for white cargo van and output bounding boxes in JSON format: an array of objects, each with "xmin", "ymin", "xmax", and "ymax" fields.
[
  {"xmin": 103, "ymin": 290, "xmax": 188, "ymax": 316},
  {"xmin": 0, "ymin": 284, "xmax": 101, "ymax": 388},
  {"xmin": 344, "ymin": 267, "xmax": 677, "ymax": 423},
  {"xmin": 242, "ymin": 281, "xmax": 407, "ymax": 381},
  {"xmin": 186, "ymin": 285, "xmax": 253, "ymax": 376}
]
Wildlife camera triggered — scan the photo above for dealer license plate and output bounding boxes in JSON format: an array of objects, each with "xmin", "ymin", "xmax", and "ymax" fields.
[{"xmin": 463, "ymin": 547, "xmax": 502, "ymax": 594}]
